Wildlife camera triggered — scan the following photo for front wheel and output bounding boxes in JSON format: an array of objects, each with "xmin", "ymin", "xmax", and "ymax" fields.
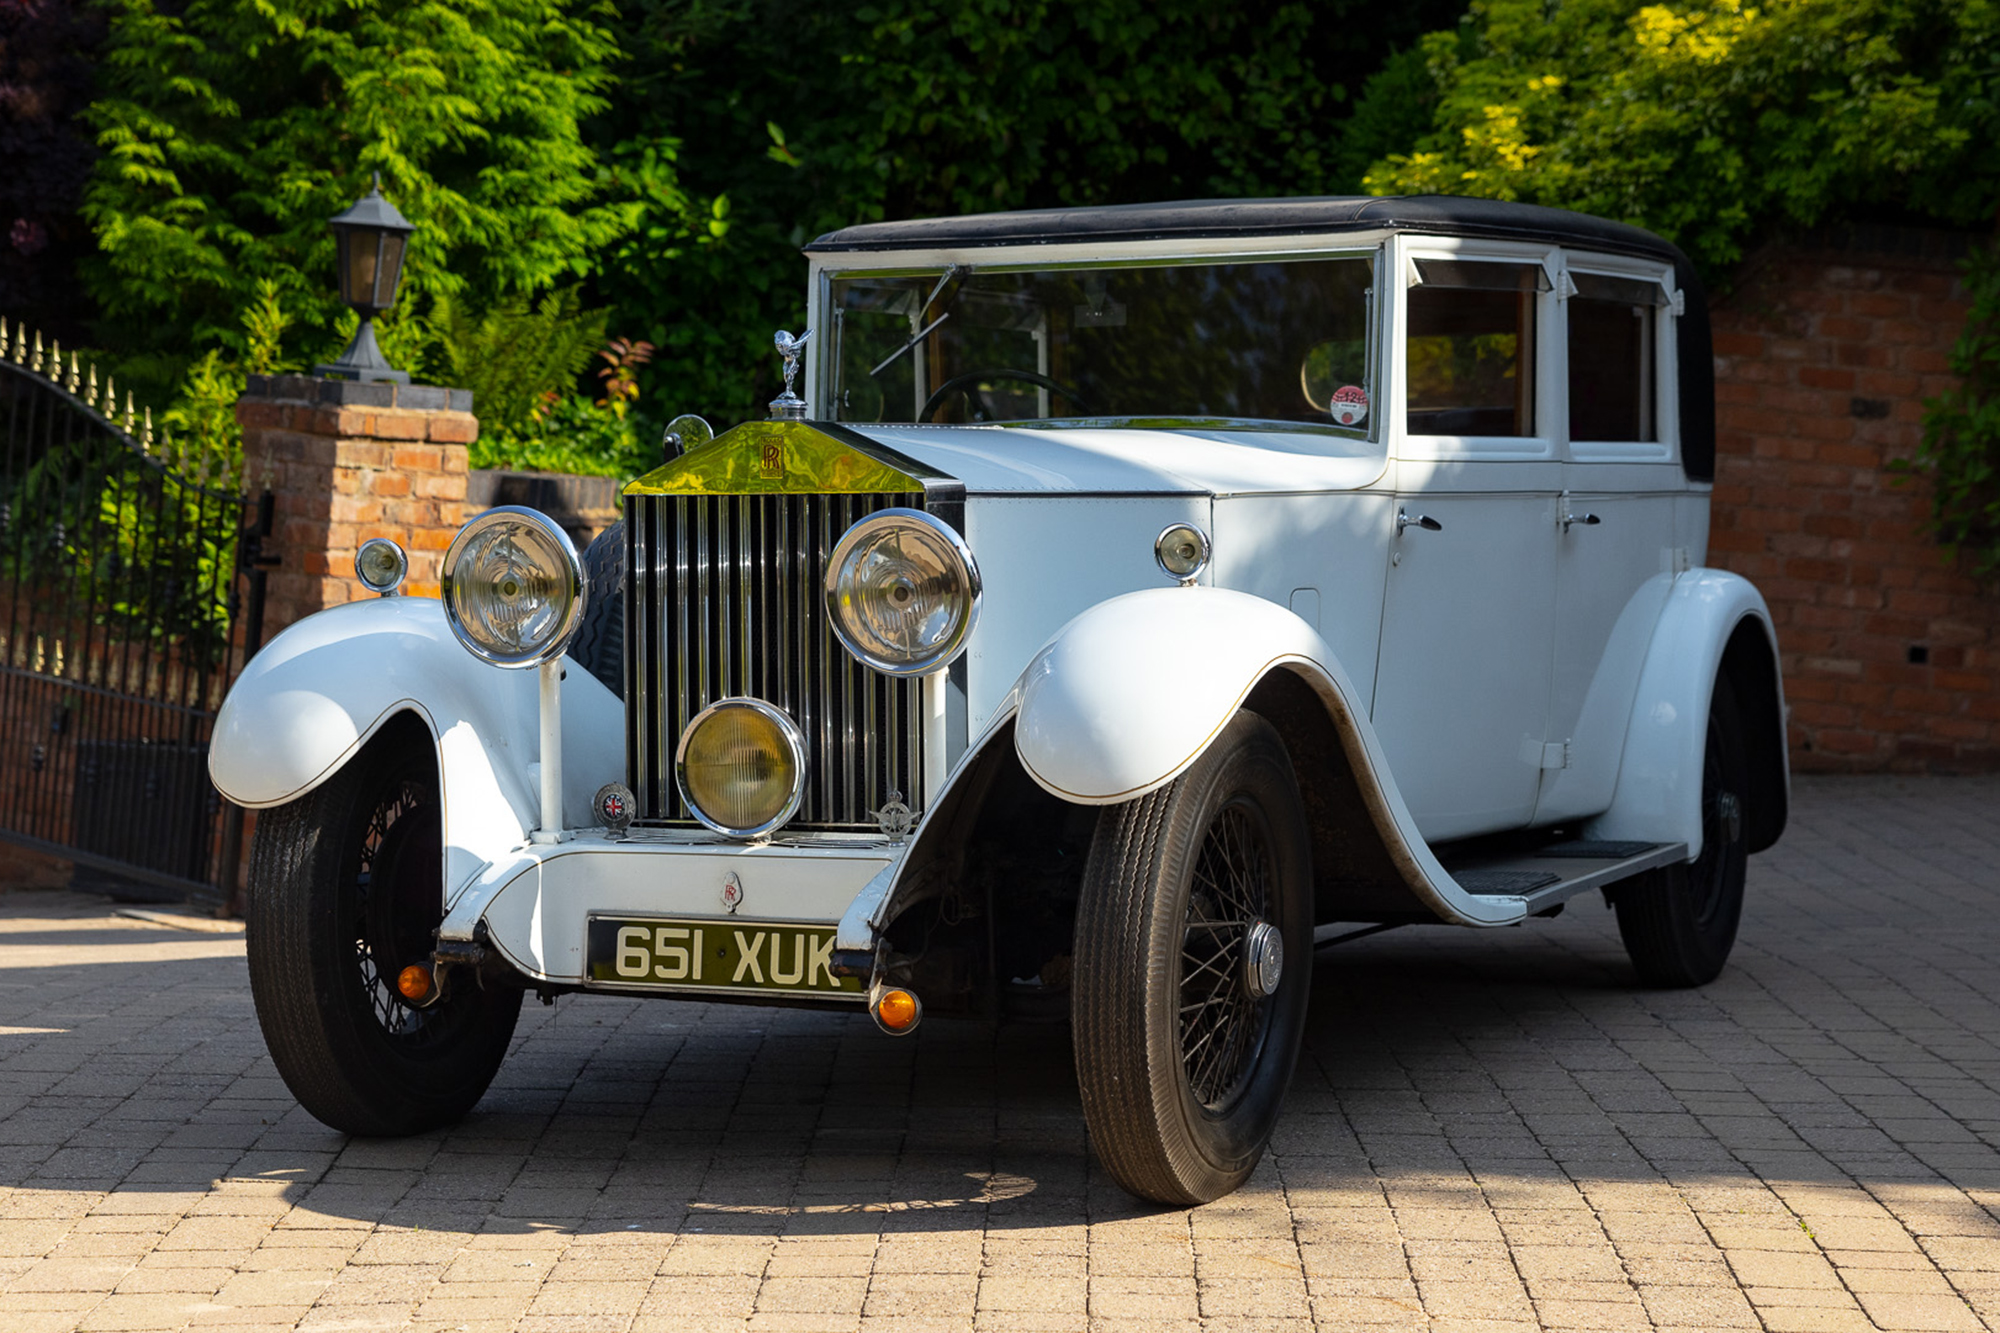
[
  {"xmin": 1613, "ymin": 674, "xmax": 1751, "ymax": 987},
  {"xmin": 245, "ymin": 716, "xmax": 522, "ymax": 1135},
  {"xmin": 1072, "ymin": 711, "xmax": 1314, "ymax": 1205}
]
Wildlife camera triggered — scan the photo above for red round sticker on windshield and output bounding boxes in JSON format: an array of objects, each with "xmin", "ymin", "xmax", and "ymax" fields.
[{"xmin": 1330, "ymin": 385, "xmax": 1369, "ymax": 426}]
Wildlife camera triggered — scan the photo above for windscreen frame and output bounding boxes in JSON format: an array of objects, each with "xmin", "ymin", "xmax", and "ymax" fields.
[{"xmin": 812, "ymin": 245, "xmax": 1388, "ymax": 441}]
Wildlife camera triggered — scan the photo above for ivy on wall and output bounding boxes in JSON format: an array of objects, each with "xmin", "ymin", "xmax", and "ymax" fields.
[{"xmin": 1908, "ymin": 247, "xmax": 2000, "ymax": 584}]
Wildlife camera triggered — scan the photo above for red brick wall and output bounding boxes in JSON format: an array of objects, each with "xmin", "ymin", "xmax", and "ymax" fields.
[
  {"xmin": 237, "ymin": 376, "xmax": 475, "ymax": 643},
  {"xmin": 1706, "ymin": 238, "xmax": 2000, "ymax": 771}
]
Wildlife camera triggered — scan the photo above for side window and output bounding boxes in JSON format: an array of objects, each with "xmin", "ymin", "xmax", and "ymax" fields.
[
  {"xmin": 1567, "ymin": 272, "xmax": 1663, "ymax": 442},
  {"xmin": 1405, "ymin": 259, "xmax": 1547, "ymax": 437}
]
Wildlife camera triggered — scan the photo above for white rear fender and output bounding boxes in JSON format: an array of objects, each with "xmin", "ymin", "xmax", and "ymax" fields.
[
  {"xmin": 209, "ymin": 598, "xmax": 625, "ymax": 903},
  {"xmin": 1585, "ymin": 569, "xmax": 1788, "ymax": 859}
]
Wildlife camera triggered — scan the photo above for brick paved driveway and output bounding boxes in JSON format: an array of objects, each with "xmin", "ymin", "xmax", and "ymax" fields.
[{"xmin": 1, "ymin": 774, "xmax": 1996, "ymax": 1333}]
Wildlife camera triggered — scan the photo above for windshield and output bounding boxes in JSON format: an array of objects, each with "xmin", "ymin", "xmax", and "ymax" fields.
[{"xmin": 825, "ymin": 255, "xmax": 1377, "ymax": 432}]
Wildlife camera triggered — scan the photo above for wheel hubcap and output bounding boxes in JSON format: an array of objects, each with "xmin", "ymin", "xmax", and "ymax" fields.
[
  {"xmin": 1243, "ymin": 921, "xmax": 1283, "ymax": 1000},
  {"xmin": 1717, "ymin": 790, "xmax": 1742, "ymax": 844},
  {"xmin": 1689, "ymin": 705, "xmax": 1741, "ymax": 927}
]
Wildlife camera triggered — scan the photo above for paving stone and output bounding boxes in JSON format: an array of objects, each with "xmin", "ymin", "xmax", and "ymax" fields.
[{"xmin": 3, "ymin": 774, "xmax": 2000, "ymax": 1330}]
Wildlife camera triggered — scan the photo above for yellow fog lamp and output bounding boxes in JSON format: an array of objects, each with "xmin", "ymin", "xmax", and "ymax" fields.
[
  {"xmin": 440, "ymin": 506, "xmax": 587, "ymax": 669},
  {"xmin": 825, "ymin": 509, "xmax": 981, "ymax": 676},
  {"xmin": 675, "ymin": 699, "xmax": 807, "ymax": 839}
]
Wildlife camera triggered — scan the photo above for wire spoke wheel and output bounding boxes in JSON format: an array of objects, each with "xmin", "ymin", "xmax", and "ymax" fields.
[
  {"xmin": 349, "ymin": 773, "xmax": 461, "ymax": 1049},
  {"xmin": 1072, "ymin": 711, "xmax": 1313, "ymax": 1206},
  {"xmin": 1179, "ymin": 802, "xmax": 1274, "ymax": 1111}
]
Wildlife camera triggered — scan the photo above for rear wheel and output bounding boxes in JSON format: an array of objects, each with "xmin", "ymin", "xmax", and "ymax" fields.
[
  {"xmin": 1613, "ymin": 674, "xmax": 1750, "ymax": 987},
  {"xmin": 1072, "ymin": 711, "xmax": 1313, "ymax": 1205},
  {"xmin": 245, "ymin": 717, "xmax": 521, "ymax": 1135}
]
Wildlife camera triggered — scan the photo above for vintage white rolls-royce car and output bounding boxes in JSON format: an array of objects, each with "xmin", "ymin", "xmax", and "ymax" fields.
[{"xmin": 212, "ymin": 197, "xmax": 1788, "ymax": 1205}]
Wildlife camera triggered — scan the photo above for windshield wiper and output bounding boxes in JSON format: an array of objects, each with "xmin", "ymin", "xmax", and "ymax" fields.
[{"xmin": 869, "ymin": 264, "xmax": 971, "ymax": 378}]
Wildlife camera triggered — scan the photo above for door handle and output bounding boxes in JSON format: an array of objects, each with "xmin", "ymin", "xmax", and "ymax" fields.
[
  {"xmin": 1558, "ymin": 490, "xmax": 1600, "ymax": 532},
  {"xmin": 1396, "ymin": 508, "xmax": 1443, "ymax": 536}
]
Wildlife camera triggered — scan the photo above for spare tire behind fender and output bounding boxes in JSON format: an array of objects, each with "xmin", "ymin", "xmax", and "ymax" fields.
[{"xmin": 569, "ymin": 520, "xmax": 626, "ymax": 700}]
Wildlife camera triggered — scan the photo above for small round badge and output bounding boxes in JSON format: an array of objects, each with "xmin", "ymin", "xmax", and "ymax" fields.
[
  {"xmin": 1330, "ymin": 385, "xmax": 1369, "ymax": 427},
  {"xmin": 594, "ymin": 782, "xmax": 635, "ymax": 831}
]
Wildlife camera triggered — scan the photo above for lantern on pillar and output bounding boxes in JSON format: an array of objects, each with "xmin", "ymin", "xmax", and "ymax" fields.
[{"xmin": 313, "ymin": 173, "xmax": 416, "ymax": 385}]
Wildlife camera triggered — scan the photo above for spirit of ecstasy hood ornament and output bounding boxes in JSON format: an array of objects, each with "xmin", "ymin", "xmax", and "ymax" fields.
[{"xmin": 769, "ymin": 328, "xmax": 813, "ymax": 420}]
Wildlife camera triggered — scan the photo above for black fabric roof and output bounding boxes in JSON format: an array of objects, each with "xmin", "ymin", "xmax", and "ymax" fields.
[{"xmin": 807, "ymin": 195, "xmax": 1682, "ymax": 265}]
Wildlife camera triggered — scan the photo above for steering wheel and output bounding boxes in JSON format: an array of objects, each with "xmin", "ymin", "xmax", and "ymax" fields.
[{"xmin": 919, "ymin": 368, "xmax": 1095, "ymax": 423}]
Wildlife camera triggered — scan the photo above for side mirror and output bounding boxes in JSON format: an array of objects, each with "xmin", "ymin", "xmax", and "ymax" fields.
[{"xmin": 662, "ymin": 414, "xmax": 715, "ymax": 461}]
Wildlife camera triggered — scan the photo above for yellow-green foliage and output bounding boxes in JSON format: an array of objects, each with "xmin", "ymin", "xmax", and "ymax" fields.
[
  {"xmin": 1363, "ymin": 0, "xmax": 1996, "ymax": 272},
  {"xmin": 1363, "ymin": 0, "xmax": 2000, "ymax": 576}
]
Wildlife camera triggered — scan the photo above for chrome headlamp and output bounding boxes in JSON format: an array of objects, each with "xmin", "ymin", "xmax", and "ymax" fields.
[
  {"xmin": 825, "ymin": 508, "xmax": 981, "ymax": 676},
  {"xmin": 440, "ymin": 506, "xmax": 587, "ymax": 668}
]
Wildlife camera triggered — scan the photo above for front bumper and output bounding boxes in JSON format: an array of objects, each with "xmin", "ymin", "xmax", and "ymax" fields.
[{"xmin": 444, "ymin": 828, "xmax": 900, "ymax": 988}]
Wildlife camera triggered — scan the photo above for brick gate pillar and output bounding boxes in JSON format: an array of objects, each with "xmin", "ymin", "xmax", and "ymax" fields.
[{"xmin": 235, "ymin": 375, "xmax": 477, "ymax": 642}]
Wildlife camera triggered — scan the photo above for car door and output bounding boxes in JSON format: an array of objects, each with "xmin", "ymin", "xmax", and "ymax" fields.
[
  {"xmin": 1369, "ymin": 243, "xmax": 1563, "ymax": 843},
  {"xmin": 1534, "ymin": 259, "xmax": 1686, "ymax": 825}
]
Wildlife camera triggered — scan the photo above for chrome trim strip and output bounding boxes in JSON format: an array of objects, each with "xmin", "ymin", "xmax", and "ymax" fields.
[
  {"xmin": 777, "ymin": 497, "xmax": 792, "ymax": 719},
  {"xmin": 738, "ymin": 494, "xmax": 754, "ymax": 697},
  {"xmin": 674, "ymin": 497, "xmax": 689, "ymax": 810},
  {"xmin": 694, "ymin": 498, "xmax": 710, "ymax": 712}
]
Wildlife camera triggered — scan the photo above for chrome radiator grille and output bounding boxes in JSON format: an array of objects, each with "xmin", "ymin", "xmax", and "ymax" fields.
[{"xmin": 625, "ymin": 491, "xmax": 929, "ymax": 830}]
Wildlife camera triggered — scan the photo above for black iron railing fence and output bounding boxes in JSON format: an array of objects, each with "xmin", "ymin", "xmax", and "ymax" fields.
[{"xmin": 0, "ymin": 320, "xmax": 271, "ymax": 909}]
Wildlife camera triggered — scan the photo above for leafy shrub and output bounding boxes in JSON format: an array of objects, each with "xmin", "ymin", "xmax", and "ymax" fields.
[
  {"xmin": 1358, "ymin": 0, "xmax": 1999, "ymax": 274},
  {"xmin": 1354, "ymin": 0, "xmax": 2000, "ymax": 583},
  {"xmin": 429, "ymin": 291, "xmax": 608, "ymax": 437},
  {"xmin": 470, "ymin": 394, "xmax": 658, "ymax": 479},
  {"xmin": 1906, "ymin": 247, "xmax": 2000, "ymax": 583},
  {"xmin": 81, "ymin": 0, "xmax": 629, "ymax": 367},
  {"xmin": 590, "ymin": 0, "xmax": 1468, "ymax": 426}
]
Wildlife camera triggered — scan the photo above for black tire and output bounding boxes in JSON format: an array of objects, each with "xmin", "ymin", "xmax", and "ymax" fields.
[
  {"xmin": 245, "ymin": 716, "xmax": 522, "ymax": 1136},
  {"xmin": 1613, "ymin": 674, "xmax": 1751, "ymax": 987},
  {"xmin": 1072, "ymin": 711, "xmax": 1314, "ymax": 1205},
  {"xmin": 569, "ymin": 519, "xmax": 626, "ymax": 699}
]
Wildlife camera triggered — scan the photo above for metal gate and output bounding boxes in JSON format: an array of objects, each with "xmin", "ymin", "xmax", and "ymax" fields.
[{"xmin": 0, "ymin": 321, "xmax": 271, "ymax": 910}]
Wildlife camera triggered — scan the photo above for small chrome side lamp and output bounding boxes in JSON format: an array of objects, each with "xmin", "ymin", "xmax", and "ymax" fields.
[{"xmin": 355, "ymin": 538, "xmax": 408, "ymax": 596}]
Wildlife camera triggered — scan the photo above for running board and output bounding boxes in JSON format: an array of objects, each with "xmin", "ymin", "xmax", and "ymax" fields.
[{"xmin": 1435, "ymin": 838, "xmax": 1689, "ymax": 917}]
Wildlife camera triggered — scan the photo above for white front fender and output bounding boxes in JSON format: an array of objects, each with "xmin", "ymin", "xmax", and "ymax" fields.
[
  {"xmin": 1014, "ymin": 587, "xmax": 1336, "ymax": 803},
  {"xmin": 209, "ymin": 598, "xmax": 625, "ymax": 903},
  {"xmin": 1009, "ymin": 586, "xmax": 1524, "ymax": 926}
]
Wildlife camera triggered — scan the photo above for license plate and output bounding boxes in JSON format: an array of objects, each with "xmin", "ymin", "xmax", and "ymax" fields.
[{"xmin": 585, "ymin": 916, "xmax": 862, "ymax": 998}]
